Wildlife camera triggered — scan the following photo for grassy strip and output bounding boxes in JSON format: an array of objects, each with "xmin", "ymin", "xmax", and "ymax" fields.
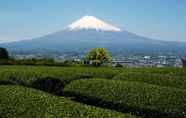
[
  {"xmin": 0, "ymin": 85, "xmax": 137, "ymax": 118},
  {"xmin": 113, "ymin": 72, "xmax": 186, "ymax": 89},
  {"xmin": 64, "ymin": 79, "xmax": 186, "ymax": 118}
]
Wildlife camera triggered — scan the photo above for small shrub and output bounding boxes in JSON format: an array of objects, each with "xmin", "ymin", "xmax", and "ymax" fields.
[
  {"xmin": 115, "ymin": 63, "xmax": 123, "ymax": 68},
  {"xmin": 92, "ymin": 60, "xmax": 102, "ymax": 67}
]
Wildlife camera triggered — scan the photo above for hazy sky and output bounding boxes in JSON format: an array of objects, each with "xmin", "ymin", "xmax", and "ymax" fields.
[{"xmin": 0, "ymin": 0, "xmax": 186, "ymax": 43}]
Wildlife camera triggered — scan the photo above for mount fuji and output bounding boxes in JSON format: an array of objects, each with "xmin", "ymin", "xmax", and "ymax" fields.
[
  {"xmin": 66, "ymin": 16, "xmax": 121, "ymax": 32},
  {"xmin": 1, "ymin": 15, "xmax": 186, "ymax": 55}
]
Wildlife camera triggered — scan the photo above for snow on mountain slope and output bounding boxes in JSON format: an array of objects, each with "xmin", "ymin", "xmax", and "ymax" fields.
[{"xmin": 66, "ymin": 16, "xmax": 121, "ymax": 32}]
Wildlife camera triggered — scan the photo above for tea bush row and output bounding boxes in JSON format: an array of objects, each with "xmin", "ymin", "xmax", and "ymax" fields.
[
  {"xmin": 113, "ymin": 72, "xmax": 186, "ymax": 89},
  {"xmin": 64, "ymin": 79, "xmax": 186, "ymax": 118},
  {"xmin": 0, "ymin": 85, "xmax": 137, "ymax": 118}
]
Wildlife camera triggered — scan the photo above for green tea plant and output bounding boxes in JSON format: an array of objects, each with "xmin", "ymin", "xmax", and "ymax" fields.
[
  {"xmin": 0, "ymin": 85, "xmax": 137, "ymax": 118},
  {"xmin": 113, "ymin": 72, "xmax": 186, "ymax": 89},
  {"xmin": 64, "ymin": 79, "xmax": 186, "ymax": 118}
]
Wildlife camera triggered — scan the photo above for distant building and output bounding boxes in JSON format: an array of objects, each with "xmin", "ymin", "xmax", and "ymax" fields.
[{"xmin": 144, "ymin": 56, "xmax": 151, "ymax": 60}]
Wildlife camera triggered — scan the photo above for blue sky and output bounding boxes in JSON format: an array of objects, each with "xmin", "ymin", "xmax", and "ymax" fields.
[{"xmin": 0, "ymin": 0, "xmax": 186, "ymax": 43}]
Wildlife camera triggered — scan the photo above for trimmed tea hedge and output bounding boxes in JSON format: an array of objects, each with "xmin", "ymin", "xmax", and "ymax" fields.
[
  {"xmin": 0, "ymin": 66, "xmax": 185, "ymax": 88},
  {"xmin": 113, "ymin": 72, "xmax": 186, "ymax": 89},
  {"xmin": 0, "ymin": 66, "xmax": 119, "ymax": 86},
  {"xmin": 64, "ymin": 79, "xmax": 186, "ymax": 118},
  {"xmin": 0, "ymin": 85, "xmax": 137, "ymax": 118},
  {"xmin": 0, "ymin": 66, "xmax": 124, "ymax": 95},
  {"xmin": 0, "ymin": 66, "xmax": 186, "ymax": 118},
  {"xmin": 124, "ymin": 67, "xmax": 186, "ymax": 76}
]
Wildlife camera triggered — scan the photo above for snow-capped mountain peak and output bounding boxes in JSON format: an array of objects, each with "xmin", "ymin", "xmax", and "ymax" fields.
[{"xmin": 66, "ymin": 15, "xmax": 121, "ymax": 32}]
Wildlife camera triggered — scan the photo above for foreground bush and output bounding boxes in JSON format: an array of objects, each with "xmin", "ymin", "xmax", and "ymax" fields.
[
  {"xmin": 0, "ymin": 85, "xmax": 137, "ymax": 118},
  {"xmin": 114, "ymin": 72, "xmax": 186, "ymax": 89},
  {"xmin": 64, "ymin": 79, "xmax": 186, "ymax": 118}
]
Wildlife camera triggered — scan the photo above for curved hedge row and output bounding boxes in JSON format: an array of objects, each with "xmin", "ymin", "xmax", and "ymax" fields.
[
  {"xmin": 0, "ymin": 85, "xmax": 137, "ymax": 118},
  {"xmin": 124, "ymin": 67, "xmax": 186, "ymax": 76},
  {"xmin": 0, "ymin": 66, "xmax": 185, "ymax": 88},
  {"xmin": 0, "ymin": 66, "xmax": 119, "ymax": 86},
  {"xmin": 64, "ymin": 79, "xmax": 186, "ymax": 118},
  {"xmin": 0, "ymin": 66, "xmax": 122, "ymax": 96},
  {"xmin": 113, "ymin": 72, "xmax": 186, "ymax": 89}
]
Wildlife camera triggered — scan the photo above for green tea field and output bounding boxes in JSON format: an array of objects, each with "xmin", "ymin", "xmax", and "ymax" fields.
[{"xmin": 0, "ymin": 65, "xmax": 186, "ymax": 118}]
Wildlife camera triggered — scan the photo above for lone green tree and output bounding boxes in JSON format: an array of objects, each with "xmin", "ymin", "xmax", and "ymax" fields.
[
  {"xmin": 0, "ymin": 47, "xmax": 9, "ymax": 60},
  {"xmin": 86, "ymin": 48, "xmax": 111, "ymax": 66}
]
